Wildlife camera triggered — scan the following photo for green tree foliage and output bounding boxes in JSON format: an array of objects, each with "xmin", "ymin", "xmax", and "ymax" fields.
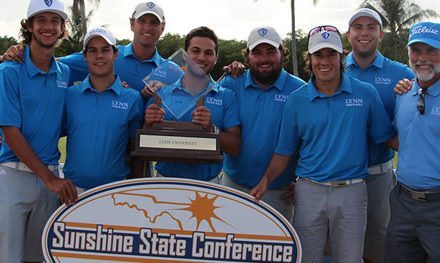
[{"xmin": 0, "ymin": 36, "xmax": 18, "ymax": 54}]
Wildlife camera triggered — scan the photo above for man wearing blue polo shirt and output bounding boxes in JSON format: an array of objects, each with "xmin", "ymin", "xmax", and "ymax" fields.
[
  {"xmin": 219, "ymin": 26, "xmax": 305, "ymax": 221},
  {"xmin": 145, "ymin": 26, "xmax": 241, "ymax": 182},
  {"xmin": 63, "ymin": 27, "xmax": 144, "ymax": 192},
  {"xmin": 252, "ymin": 25, "xmax": 395, "ymax": 262},
  {"xmin": 345, "ymin": 8, "xmax": 415, "ymax": 263},
  {"xmin": 0, "ymin": 0, "xmax": 77, "ymax": 262},
  {"xmin": 386, "ymin": 21, "xmax": 440, "ymax": 263},
  {"xmin": 61, "ymin": 1, "xmax": 165, "ymax": 92}
]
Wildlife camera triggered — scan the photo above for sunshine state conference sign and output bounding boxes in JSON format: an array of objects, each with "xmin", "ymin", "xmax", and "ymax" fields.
[{"xmin": 42, "ymin": 178, "xmax": 302, "ymax": 262}]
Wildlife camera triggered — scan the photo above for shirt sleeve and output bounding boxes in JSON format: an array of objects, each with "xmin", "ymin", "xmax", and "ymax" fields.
[
  {"xmin": 128, "ymin": 94, "xmax": 145, "ymax": 138},
  {"xmin": 368, "ymin": 85, "xmax": 395, "ymax": 144},
  {"xmin": 275, "ymin": 95, "xmax": 299, "ymax": 156},
  {"xmin": 0, "ymin": 67, "xmax": 22, "ymax": 128},
  {"xmin": 59, "ymin": 53, "xmax": 89, "ymax": 84}
]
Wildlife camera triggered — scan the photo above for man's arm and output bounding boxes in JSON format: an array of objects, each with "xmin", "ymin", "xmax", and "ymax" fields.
[
  {"xmin": 219, "ymin": 126, "xmax": 241, "ymax": 157},
  {"xmin": 250, "ymin": 154, "xmax": 292, "ymax": 200},
  {"xmin": 3, "ymin": 126, "xmax": 77, "ymax": 204}
]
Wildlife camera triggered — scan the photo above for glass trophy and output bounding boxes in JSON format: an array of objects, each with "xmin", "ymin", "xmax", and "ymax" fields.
[{"xmin": 132, "ymin": 49, "xmax": 222, "ymax": 163}]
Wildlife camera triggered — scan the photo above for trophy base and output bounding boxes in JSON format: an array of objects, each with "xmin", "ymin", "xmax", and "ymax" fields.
[{"xmin": 131, "ymin": 121, "xmax": 223, "ymax": 163}]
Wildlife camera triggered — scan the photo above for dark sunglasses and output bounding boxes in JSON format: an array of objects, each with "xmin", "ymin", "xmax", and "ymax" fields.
[
  {"xmin": 308, "ymin": 25, "xmax": 341, "ymax": 40},
  {"xmin": 417, "ymin": 88, "xmax": 426, "ymax": 115}
]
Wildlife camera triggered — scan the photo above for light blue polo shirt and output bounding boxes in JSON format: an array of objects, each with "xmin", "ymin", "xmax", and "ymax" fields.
[
  {"xmin": 63, "ymin": 76, "xmax": 144, "ymax": 189},
  {"xmin": 220, "ymin": 69, "xmax": 305, "ymax": 189},
  {"xmin": 346, "ymin": 51, "xmax": 414, "ymax": 166},
  {"xmin": 0, "ymin": 46, "xmax": 70, "ymax": 165},
  {"xmin": 394, "ymin": 79, "xmax": 440, "ymax": 190},
  {"xmin": 60, "ymin": 44, "xmax": 164, "ymax": 91},
  {"xmin": 276, "ymin": 74, "xmax": 395, "ymax": 182},
  {"xmin": 148, "ymin": 77, "xmax": 240, "ymax": 181}
]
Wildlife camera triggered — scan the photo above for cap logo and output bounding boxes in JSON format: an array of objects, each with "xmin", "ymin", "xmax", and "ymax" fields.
[
  {"xmin": 321, "ymin": 31, "xmax": 330, "ymax": 39},
  {"xmin": 410, "ymin": 25, "xmax": 439, "ymax": 37},
  {"xmin": 258, "ymin": 28, "xmax": 268, "ymax": 37},
  {"xmin": 44, "ymin": 0, "xmax": 53, "ymax": 7},
  {"xmin": 146, "ymin": 2, "xmax": 155, "ymax": 8}
]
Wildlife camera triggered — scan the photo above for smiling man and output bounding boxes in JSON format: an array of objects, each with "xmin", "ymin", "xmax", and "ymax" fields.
[
  {"xmin": 0, "ymin": 0, "xmax": 77, "ymax": 262},
  {"xmin": 345, "ymin": 9, "xmax": 415, "ymax": 262},
  {"xmin": 386, "ymin": 21, "xmax": 440, "ymax": 263},
  {"xmin": 218, "ymin": 26, "xmax": 305, "ymax": 221},
  {"xmin": 145, "ymin": 26, "xmax": 241, "ymax": 182},
  {"xmin": 251, "ymin": 25, "xmax": 395, "ymax": 262},
  {"xmin": 62, "ymin": 27, "xmax": 144, "ymax": 193}
]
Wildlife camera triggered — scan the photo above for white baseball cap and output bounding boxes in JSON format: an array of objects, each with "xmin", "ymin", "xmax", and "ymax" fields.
[
  {"xmin": 308, "ymin": 26, "xmax": 343, "ymax": 53},
  {"xmin": 83, "ymin": 27, "xmax": 117, "ymax": 49},
  {"xmin": 349, "ymin": 8, "xmax": 383, "ymax": 29},
  {"xmin": 132, "ymin": 1, "xmax": 165, "ymax": 23},
  {"xmin": 247, "ymin": 26, "xmax": 282, "ymax": 51},
  {"xmin": 27, "ymin": 0, "xmax": 68, "ymax": 20}
]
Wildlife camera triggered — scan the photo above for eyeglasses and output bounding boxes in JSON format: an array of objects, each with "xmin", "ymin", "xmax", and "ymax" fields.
[
  {"xmin": 417, "ymin": 88, "xmax": 426, "ymax": 115},
  {"xmin": 308, "ymin": 25, "xmax": 340, "ymax": 39}
]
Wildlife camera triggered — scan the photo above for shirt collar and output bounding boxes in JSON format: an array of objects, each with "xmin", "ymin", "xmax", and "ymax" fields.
[
  {"xmin": 244, "ymin": 68, "xmax": 287, "ymax": 91},
  {"xmin": 307, "ymin": 73, "xmax": 352, "ymax": 101},
  {"xmin": 411, "ymin": 78, "xmax": 440, "ymax": 97},
  {"xmin": 170, "ymin": 75, "xmax": 220, "ymax": 94},
  {"xmin": 80, "ymin": 75, "xmax": 123, "ymax": 96},
  {"xmin": 24, "ymin": 45, "xmax": 62, "ymax": 78},
  {"xmin": 346, "ymin": 50, "xmax": 384, "ymax": 69},
  {"xmin": 122, "ymin": 43, "xmax": 163, "ymax": 66}
]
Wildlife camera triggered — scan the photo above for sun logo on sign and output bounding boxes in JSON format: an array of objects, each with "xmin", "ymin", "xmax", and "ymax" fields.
[{"xmin": 180, "ymin": 192, "xmax": 227, "ymax": 232}]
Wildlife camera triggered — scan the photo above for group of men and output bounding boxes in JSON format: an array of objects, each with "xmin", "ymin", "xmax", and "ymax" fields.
[{"xmin": 0, "ymin": 0, "xmax": 438, "ymax": 262}]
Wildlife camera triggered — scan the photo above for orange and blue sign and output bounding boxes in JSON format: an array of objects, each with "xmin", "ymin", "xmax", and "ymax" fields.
[{"xmin": 42, "ymin": 178, "xmax": 301, "ymax": 262}]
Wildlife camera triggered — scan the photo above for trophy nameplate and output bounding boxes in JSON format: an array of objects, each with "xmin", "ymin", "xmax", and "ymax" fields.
[{"xmin": 131, "ymin": 49, "xmax": 223, "ymax": 163}]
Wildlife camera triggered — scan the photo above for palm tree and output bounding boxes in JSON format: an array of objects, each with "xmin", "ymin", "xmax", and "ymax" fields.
[
  {"xmin": 71, "ymin": 0, "xmax": 101, "ymax": 40},
  {"xmin": 254, "ymin": 0, "xmax": 319, "ymax": 76},
  {"xmin": 361, "ymin": 0, "xmax": 438, "ymax": 60}
]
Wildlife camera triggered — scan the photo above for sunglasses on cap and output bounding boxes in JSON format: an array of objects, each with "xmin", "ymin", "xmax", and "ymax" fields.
[{"xmin": 308, "ymin": 25, "xmax": 341, "ymax": 39}]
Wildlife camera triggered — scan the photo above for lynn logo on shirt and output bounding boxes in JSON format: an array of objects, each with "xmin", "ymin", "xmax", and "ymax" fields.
[
  {"xmin": 112, "ymin": 100, "xmax": 129, "ymax": 110},
  {"xmin": 205, "ymin": 97, "xmax": 222, "ymax": 106},
  {"xmin": 274, "ymin": 94, "xmax": 288, "ymax": 102},
  {"xmin": 345, "ymin": 98, "xmax": 364, "ymax": 107}
]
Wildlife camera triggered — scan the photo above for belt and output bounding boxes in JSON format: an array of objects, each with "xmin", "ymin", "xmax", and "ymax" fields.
[
  {"xmin": 303, "ymin": 178, "xmax": 364, "ymax": 187},
  {"xmin": 0, "ymin": 162, "xmax": 58, "ymax": 173},
  {"xmin": 397, "ymin": 182, "xmax": 440, "ymax": 202},
  {"xmin": 368, "ymin": 161, "xmax": 392, "ymax": 175}
]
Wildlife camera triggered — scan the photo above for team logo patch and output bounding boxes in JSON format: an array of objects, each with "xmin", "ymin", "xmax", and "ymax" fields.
[
  {"xmin": 146, "ymin": 2, "xmax": 155, "ymax": 8},
  {"xmin": 258, "ymin": 28, "xmax": 268, "ymax": 37},
  {"xmin": 44, "ymin": 0, "xmax": 53, "ymax": 7},
  {"xmin": 345, "ymin": 98, "xmax": 364, "ymax": 107},
  {"xmin": 42, "ymin": 178, "xmax": 302, "ymax": 262},
  {"xmin": 321, "ymin": 31, "xmax": 330, "ymax": 39}
]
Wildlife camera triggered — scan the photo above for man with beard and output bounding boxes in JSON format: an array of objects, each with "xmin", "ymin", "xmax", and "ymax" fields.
[
  {"xmin": 386, "ymin": 21, "xmax": 440, "ymax": 262},
  {"xmin": 344, "ymin": 8, "xmax": 414, "ymax": 263},
  {"xmin": 251, "ymin": 25, "xmax": 395, "ymax": 262},
  {"xmin": 218, "ymin": 26, "xmax": 305, "ymax": 221},
  {"xmin": 0, "ymin": 0, "xmax": 77, "ymax": 262},
  {"xmin": 144, "ymin": 26, "xmax": 241, "ymax": 182}
]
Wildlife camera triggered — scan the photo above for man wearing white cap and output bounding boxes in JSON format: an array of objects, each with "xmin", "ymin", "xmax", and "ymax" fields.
[
  {"xmin": 251, "ymin": 25, "xmax": 395, "ymax": 262},
  {"xmin": 0, "ymin": 0, "xmax": 77, "ymax": 262},
  {"xmin": 345, "ymin": 8, "xmax": 414, "ymax": 263},
  {"xmin": 386, "ymin": 21, "xmax": 440, "ymax": 262},
  {"xmin": 62, "ymin": 27, "xmax": 144, "ymax": 193},
  {"xmin": 219, "ymin": 26, "xmax": 305, "ymax": 221}
]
